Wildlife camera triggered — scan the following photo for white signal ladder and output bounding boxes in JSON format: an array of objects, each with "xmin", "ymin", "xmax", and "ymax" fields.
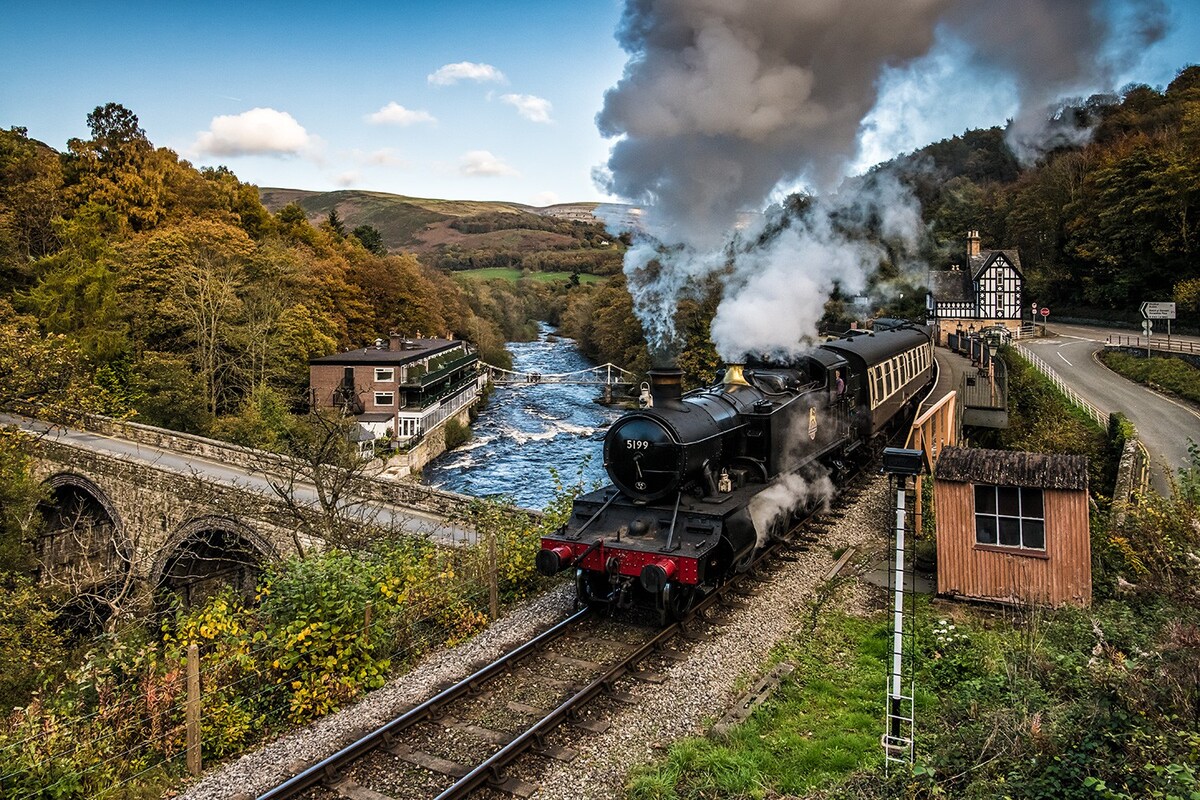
[{"xmin": 883, "ymin": 476, "xmax": 918, "ymax": 767}]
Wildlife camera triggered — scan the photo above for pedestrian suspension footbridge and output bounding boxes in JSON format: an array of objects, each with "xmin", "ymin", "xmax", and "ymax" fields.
[{"xmin": 481, "ymin": 362, "xmax": 634, "ymax": 387}]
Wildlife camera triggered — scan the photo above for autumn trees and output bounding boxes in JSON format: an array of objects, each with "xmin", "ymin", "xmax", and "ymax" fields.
[
  {"xmin": 0, "ymin": 104, "xmax": 520, "ymax": 438},
  {"xmin": 895, "ymin": 68, "xmax": 1200, "ymax": 317}
]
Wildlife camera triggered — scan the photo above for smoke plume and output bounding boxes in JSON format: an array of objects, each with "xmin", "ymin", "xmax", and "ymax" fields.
[
  {"xmin": 748, "ymin": 471, "xmax": 835, "ymax": 548},
  {"xmin": 597, "ymin": 0, "xmax": 1168, "ymax": 360}
]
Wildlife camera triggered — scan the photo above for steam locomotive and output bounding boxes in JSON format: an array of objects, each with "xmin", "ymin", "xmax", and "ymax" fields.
[{"xmin": 535, "ymin": 322, "xmax": 935, "ymax": 620}]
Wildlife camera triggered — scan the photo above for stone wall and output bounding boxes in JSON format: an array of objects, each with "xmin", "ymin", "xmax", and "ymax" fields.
[
  {"xmin": 29, "ymin": 439, "xmax": 308, "ymax": 595},
  {"xmin": 74, "ymin": 413, "xmax": 490, "ymax": 520}
]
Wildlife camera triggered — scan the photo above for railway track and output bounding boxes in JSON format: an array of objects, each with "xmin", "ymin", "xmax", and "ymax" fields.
[{"xmin": 255, "ymin": 473, "xmax": 875, "ymax": 800}]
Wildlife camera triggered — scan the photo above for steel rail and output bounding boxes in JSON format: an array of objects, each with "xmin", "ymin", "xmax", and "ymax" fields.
[
  {"xmin": 257, "ymin": 418, "xmax": 887, "ymax": 800},
  {"xmin": 431, "ymin": 613, "xmax": 695, "ymax": 799},
  {"xmin": 255, "ymin": 607, "xmax": 591, "ymax": 800}
]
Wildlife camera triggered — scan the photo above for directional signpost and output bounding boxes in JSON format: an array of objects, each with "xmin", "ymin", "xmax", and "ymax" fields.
[{"xmin": 1141, "ymin": 301, "xmax": 1176, "ymax": 353}]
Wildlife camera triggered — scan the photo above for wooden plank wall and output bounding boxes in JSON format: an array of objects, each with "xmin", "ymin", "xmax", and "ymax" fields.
[{"xmin": 935, "ymin": 482, "xmax": 1091, "ymax": 606}]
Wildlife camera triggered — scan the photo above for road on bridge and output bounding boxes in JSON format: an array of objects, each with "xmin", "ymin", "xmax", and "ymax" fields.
[
  {"xmin": 2, "ymin": 414, "xmax": 473, "ymax": 545},
  {"xmin": 1019, "ymin": 322, "xmax": 1200, "ymax": 495}
]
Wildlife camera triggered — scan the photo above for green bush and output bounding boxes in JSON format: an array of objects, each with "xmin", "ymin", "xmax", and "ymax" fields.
[
  {"xmin": 1100, "ymin": 350, "xmax": 1200, "ymax": 405},
  {"xmin": 0, "ymin": 501, "xmax": 557, "ymax": 797},
  {"xmin": 442, "ymin": 417, "xmax": 471, "ymax": 450}
]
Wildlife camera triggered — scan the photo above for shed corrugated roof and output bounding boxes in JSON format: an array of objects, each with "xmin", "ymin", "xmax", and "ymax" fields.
[{"xmin": 935, "ymin": 447, "xmax": 1088, "ymax": 490}]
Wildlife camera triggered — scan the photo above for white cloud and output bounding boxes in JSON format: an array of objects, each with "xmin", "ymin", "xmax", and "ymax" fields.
[
  {"xmin": 500, "ymin": 93, "xmax": 553, "ymax": 123},
  {"xmin": 531, "ymin": 191, "xmax": 560, "ymax": 206},
  {"xmin": 367, "ymin": 101, "xmax": 436, "ymax": 126},
  {"xmin": 334, "ymin": 171, "xmax": 360, "ymax": 187},
  {"xmin": 357, "ymin": 148, "xmax": 409, "ymax": 168},
  {"xmin": 459, "ymin": 150, "xmax": 519, "ymax": 178},
  {"xmin": 193, "ymin": 108, "xmax": 315, "ymax": 157},
  {"xmin": 428, "ymin": 61, "xmax": 506, "ymax": 86}
]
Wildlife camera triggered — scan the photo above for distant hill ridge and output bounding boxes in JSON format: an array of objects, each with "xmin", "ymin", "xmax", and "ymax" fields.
[{"xmin": 258, "ymin": 187, "xmax": 609, "ymax": 253}]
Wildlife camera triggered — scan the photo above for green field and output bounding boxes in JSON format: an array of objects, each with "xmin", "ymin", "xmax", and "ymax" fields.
[{"xmin": 452, "ymin": 268, "xmax": 606, "ymax": 284}]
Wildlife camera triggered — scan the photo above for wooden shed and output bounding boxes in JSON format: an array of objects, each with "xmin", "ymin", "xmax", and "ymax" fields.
[{"xmin": 934, "ymin": 447, "xmax": 1091, "ymax": 607}]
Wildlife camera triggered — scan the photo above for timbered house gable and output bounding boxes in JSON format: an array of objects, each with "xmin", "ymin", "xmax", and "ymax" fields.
[
  {"xmin": 926, "ymin": 230, "xmax": 1024, "ymax": 325},
  {"xmin": 971, "ymin": 251, "xmax": 1024, "ymax": 321}
]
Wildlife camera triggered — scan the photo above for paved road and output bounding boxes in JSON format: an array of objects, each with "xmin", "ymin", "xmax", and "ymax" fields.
[
  {"xmin": 1019, "ymin": 323, "xmax": 1200, "ymax": 495},
  {"xmin": 3, "ymin": 414, "xmax": 473, "ymax": 545}
]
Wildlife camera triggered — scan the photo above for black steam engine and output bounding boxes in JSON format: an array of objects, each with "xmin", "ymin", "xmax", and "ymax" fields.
[{"xmin": 535, "ymin": 323, "xmax": 935, "ymax": 620}]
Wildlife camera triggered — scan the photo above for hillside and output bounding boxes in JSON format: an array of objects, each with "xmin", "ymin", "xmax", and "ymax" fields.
[{"xmin": 259, "ymin": 188, "xmax": 624, "ymax": 274}]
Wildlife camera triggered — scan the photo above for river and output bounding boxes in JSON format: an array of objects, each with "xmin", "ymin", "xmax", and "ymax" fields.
[{"xmin": 422, "ymin": 324, "xmax": 622, "ymax": 511}]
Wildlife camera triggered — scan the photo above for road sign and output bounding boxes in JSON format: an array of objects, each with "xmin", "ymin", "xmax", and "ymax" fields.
[
  {"xmin": 1040, "ymin": 307, "xmax": 1050, "ymax": 318},
  {"xmin": 1142, "ymin": 320, "xmax": 1153, "ymax": 335},
  {"xmin": 1140, "ymin": 301, "xmax": 1176, "ymax": 319}
]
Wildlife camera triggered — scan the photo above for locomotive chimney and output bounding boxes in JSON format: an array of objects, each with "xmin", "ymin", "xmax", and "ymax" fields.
[{"xmin": 647, "ymin": 366, "xmax": 683, "ymax": 406}]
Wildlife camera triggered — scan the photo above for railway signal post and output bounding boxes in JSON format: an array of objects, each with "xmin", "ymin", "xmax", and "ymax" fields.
[{"xmin": 881, "ymin": 447, "xmax": 924, "ymax": 768}]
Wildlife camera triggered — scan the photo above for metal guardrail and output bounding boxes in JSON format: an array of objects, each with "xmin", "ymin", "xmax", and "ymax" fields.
[
  {"xmin": 1105, "ymin": 334, "xmax": 1200, "ymax": 354},
  {"xmin": 1013, "ymin": 344, "xmax": 1108, "ymax": 427}
]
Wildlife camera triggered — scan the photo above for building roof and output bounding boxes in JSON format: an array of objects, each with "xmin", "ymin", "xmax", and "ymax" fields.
[
  {"xmin": 928, "ymin": 268, "xmax": 972, "ymax": 302},
  {"xmin": 309, "ymin": 338, "xmax": 465, "ymax": 366},
  {"xmin": 970, "ymin": 249, "xmax": 1024, "ymax": 282},
  {"xmin": 935, "ymin": 447, "xmax": 1088, "ymax": 490}
]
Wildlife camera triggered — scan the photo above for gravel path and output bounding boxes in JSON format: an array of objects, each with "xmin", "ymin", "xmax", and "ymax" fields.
[
  {"xmin": 178, "ymin": 475, "xmax": 891, "ymax": 800},
  {"xmin": 530, "ymin": 474, "xmax": 890, "ymax": 800}
]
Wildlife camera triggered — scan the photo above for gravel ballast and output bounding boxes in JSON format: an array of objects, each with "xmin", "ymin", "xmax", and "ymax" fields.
[{"xmin": 179, "ymin": 475, "xmax": 892, "ymax": 800}]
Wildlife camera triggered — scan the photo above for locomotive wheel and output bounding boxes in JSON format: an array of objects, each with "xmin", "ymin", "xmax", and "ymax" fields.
[{"xmin": 659, "ymin": 582, "xmax": 696, "ymax": 624}]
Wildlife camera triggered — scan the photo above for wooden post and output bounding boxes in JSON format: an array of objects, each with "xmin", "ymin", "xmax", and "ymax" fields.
[
  {"xmin": 186, "ymin": 643, "xmax": 201, "ymax": 776},
  {"xmin": 488, "ymin": 528, "xmax": 499, "ymax": 620}
]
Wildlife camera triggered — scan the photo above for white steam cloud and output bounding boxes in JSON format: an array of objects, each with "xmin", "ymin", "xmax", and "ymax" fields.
[
  {"xmin": 596, "ymin": 0, "xmax": 1168, "ymax": 362},
  {"xmin": 749, "ymin": 472, "xmax": 835, "ymax": 548}
]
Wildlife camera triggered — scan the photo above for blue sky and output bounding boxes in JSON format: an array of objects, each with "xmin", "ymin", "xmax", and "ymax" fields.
[{"xmin": 1, "ymin": 1, "xmax": 1197, "ymax": 207}]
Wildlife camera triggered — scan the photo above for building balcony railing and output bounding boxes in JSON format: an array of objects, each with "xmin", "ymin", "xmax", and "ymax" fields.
[
  {"xmin": 399, "ymin": 351, "xmax": 479, "ymax": 389},
  {"xmin": 394, "ymin": 377, "xmax": 483, "ymax": 443}
]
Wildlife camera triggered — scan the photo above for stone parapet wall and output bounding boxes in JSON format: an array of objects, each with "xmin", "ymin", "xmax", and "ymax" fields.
[{"xmin": 73, "ymin": 413, "xmax": 496, "ymax": 520}]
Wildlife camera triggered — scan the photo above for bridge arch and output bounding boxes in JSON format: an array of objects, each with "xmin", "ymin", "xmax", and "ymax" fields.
[
  {"xmin": 37, "ymin": 472, "xmax": 131, "ymax": 632},
  {"xmin": 153, "ymin": 516, "xmax": 279, "ymax": 607}
]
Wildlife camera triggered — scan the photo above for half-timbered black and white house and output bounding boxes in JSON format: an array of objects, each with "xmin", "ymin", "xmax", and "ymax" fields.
[{"xmin": 926, "ymin": 230, "xmax": 1025, "ymax": 345}]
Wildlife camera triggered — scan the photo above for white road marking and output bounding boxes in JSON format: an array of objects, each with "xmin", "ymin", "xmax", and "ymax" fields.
[{"xmin": 1057, "ymin": 351, "xmax": 1073, "ymax": 366}]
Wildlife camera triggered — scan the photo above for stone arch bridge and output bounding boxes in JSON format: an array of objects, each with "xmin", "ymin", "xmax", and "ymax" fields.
[{"xmin": 13, "ymin": 414, "xmax": 509, "ymax": 618}]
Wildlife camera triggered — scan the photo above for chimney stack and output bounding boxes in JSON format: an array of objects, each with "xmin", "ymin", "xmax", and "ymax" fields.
[
  {"xmin": 647, "ymin": 367, "xmax": 683, "ymax": 406},
  {"xmin": 967, "ymin": 230, "xmax": 981, "ymax": 258},
  {"xmin": 389, "ymin": 333, "xmax": 402, "ymax": 351}
]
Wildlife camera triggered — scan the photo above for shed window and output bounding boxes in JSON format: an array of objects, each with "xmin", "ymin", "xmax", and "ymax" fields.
[
  {"xmin": 974, "ymin": 485, "xmax": 1045, "ymax": 551},
  {"xmin": 374, "ymin": 392, "xmax": 395, "ymax": 406},
  {"xmin": 375, "ymin": 368, "xmax": 395, "ymax": 382}
]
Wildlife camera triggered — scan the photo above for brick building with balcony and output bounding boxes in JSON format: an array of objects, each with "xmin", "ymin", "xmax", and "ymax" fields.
[{"xmin": 309, "ymin": 334, "xmax": 484, "ymax": 464}]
